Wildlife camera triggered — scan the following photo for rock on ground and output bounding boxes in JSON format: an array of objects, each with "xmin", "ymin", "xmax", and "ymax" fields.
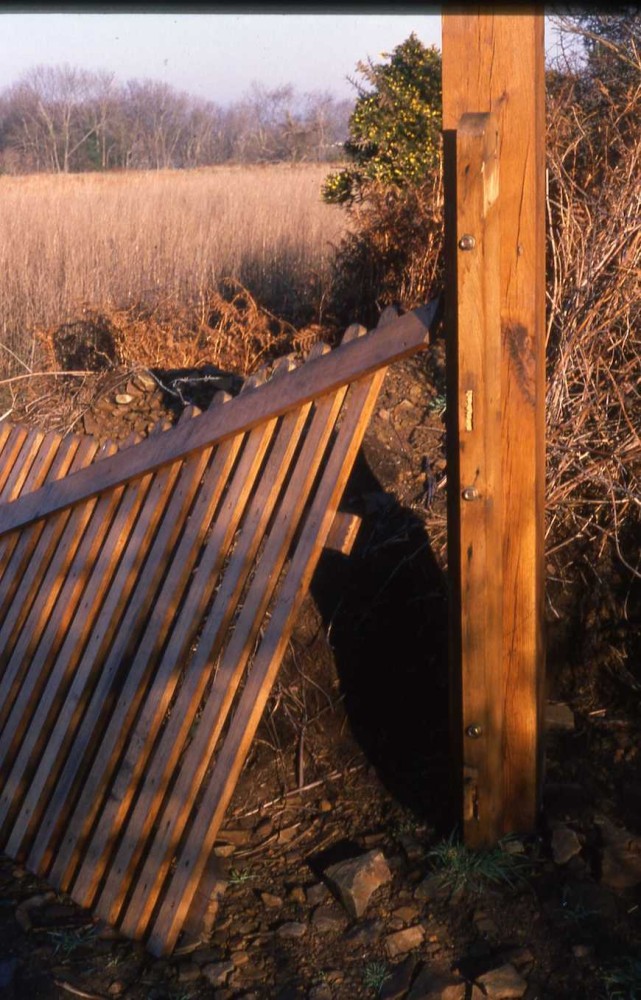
[{"xmin": 323, "ymin": 848, "xmax": 392, "ymax": 918}]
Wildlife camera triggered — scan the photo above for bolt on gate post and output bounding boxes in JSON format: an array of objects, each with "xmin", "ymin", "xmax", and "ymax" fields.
[{"xmin": 442, "ymin": 13, "xmax": 546, "ymax": 845}]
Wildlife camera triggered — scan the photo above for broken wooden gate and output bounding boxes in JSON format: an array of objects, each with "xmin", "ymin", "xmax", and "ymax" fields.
[{"xmin": 0, "ymin": 305, "xmax": 435, "ymax": 956}]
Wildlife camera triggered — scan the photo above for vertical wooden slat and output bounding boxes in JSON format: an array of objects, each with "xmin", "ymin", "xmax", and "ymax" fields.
[
  {"xmin": 27, "ymin": 409, "xmax": 239, "ymax": 879},
  {"xmin": 68, "ymin": 407, "xmax": 279, "ymax": 907},
  {"xmin": 0, "ymin": 436, "xmax": 99, "ymax": 655},
  {"xmin": 0, "ymin": 426, "xmax": 31, "ymax": 499},
  {"xmin": 0, "ymin": 435, "xmax": 80, "ymax": 623},
  {"xmin": 119, "ymin": 382, "xmax": 348, "ymax": 942},
  {"xmin": 443, "ymin": 12, "xmax": 546, "ymax": 839},
  {"xmin": 147, "ymin": 365, "xmax": 387, "ymax": 955},
  {"xmin": 113, "ymin": 340, "xmax": 364, "ymax": 942},
  {"xmin": 0, "ymin": 432, "xmax": 62, "ymax": 580},
  {"xmin": 97, "ymin": 392, "xmax": 317, "ymax": 927},
  {"xmin": 1, "ymin": 415, "xmax": 198, "ymax": 853},
  {"xmin": 0, "ymin": 441, "xmax": 126, "ymax": 783}
]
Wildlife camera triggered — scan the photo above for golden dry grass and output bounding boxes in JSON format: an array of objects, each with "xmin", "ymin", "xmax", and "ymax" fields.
[{"xmin": 0, "ymin": 164, "xmax": 347, "ymax": 375}]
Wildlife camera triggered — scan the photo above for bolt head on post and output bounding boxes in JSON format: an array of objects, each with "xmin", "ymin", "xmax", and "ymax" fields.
[{"xmin": 458, "ymin": 233, "xmax": 476, "ymax": 251}]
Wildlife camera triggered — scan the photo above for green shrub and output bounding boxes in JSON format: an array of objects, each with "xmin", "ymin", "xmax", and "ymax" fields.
[{"xmin": 322, "ymin": 34, "xmax": 441, "ymax": 205}]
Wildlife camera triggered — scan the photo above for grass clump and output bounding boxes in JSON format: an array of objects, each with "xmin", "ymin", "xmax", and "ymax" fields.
[
  {"xmin": 427, "ymin": 832, "xmax": 530, "ymax": 895},
  {"xmin": 362, "ymin": 960, "xmax": 390, "ymax": 995},
  {"xmin": 601, "ymin": 956, "xmax": 641, "ymax": 999}
]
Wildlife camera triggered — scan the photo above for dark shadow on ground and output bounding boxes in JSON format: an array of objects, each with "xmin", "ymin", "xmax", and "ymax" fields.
[{"xmin": 311, "ymin": 449, "xmax": 451, "ymax": 829}]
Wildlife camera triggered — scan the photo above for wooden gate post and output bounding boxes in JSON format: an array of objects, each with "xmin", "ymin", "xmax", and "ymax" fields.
[{"xmin": 442, "ymin": 13, "xmax": 546, "ymax": 844}]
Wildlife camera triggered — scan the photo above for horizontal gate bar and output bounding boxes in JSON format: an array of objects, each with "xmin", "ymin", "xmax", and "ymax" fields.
[{"xmin": 0, "ymin": 304, "xmax": 437, "ymax": 539}]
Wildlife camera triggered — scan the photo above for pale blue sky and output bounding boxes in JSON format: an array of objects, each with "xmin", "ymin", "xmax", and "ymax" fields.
[
  {"xmin": 0, "ymin": 12, "xmax": 441, "ymax": 104},
  {"xmin": 0, "ymin": 12, "xmax": 562, "ymax": 105}
]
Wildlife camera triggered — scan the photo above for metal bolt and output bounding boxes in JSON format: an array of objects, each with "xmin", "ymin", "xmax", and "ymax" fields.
[
  {"xmin": 458, "ymin": 234, "xmax": 476, "ymax": 251},
  {"xmin": 466, "ymin": 724, "xmax": 483, "ymax": 739},
  {"xmin": 462, "ymin": 486, "xmax": 479, "ymax": 501}
]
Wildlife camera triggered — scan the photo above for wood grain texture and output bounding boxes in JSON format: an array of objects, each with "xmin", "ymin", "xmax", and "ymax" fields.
[
  {"xmin": 443, "ymin": 12, "xmax": 546, "ymax": 838},
  {"xmin": 451, "ymin": 113, "xmax": 504, "ymax": 845},
  {"xmin": 3, "ymin": 414, "xmax": 197, "ymax": 858},
  {"xmin": 0, "ymin": 310, "xmax": 433, "ymax": 955},
  {"xmin": 0, "ymin": 437, "xmax": 99, "ymax": 672},
  {"xmin": 96, "ymin": 382, "xmax": 317, "ymax": 928},
  {"xmin": 32, "ymin": 417, "xmax": 238, "ymax": 882},
  {"xmin": 148, "ymin": 366, "xmax": 387, "ymax": 956}
]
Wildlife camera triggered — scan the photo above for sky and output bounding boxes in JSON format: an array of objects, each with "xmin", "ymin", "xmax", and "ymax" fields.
[
  {"xmin": 0, "ymin": 12, "xmax": 443, "ymax": 105},
  {"xmin": 0, "ymin": 11, "xmax": 564, "ymax": 107}
]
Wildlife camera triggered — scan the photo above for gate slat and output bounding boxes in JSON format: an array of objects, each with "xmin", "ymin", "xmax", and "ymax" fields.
[
  {"xmin": 0, "ymin": 426, "xmax": 32, "ymax": 500},
  {"xmin": 71, "ymin": 398, "xmax": 281, "ymax": 909},
  {"xmin": 0, "ymin": 437, "xmax": 106, "ymax": 694},
  {"xmin": 0, "ymin": 431, "xmax": 62, "ymax": 574},
  {"xmin": 25, "ymin": 422, "xmax": 233, "ymax": 879},
  {"xmin": 0, "ymin": 432, "xmax": 77, "ymax": 615},
  {"xmin": 97, "ymin": 356, "xmax": 326, "ymax": 926},
  {"xmin": 118, "ymin": 379, "xmax": 349, "ymax": 940},
  {"xmin": 0, "ymin": 408, "xmax": 193, "ymax": 857},
  {"xmin": 32, "ymin": 413, "xmax": 242, "ymax": 882},
  {"xmin": 1, "ymin": 416, "xmax": 196, "ymax": 853},
  {"xmin": 148, "ymin": 366, "xmax": 386, "ymax": 955},
  {"xmin": 0, "ymin": 441, "xmax": 126, "ymax": 790}
]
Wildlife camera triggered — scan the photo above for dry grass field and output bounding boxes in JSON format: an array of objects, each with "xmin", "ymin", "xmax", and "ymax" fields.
[{"xmin": 0, "ymin": 163, "xmax": 348, "ymax": 377}]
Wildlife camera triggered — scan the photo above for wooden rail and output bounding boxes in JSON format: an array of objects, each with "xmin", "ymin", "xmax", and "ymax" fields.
[{"xmin": 0, "ymin": 304, "xmax": 435, "ymax": 955}]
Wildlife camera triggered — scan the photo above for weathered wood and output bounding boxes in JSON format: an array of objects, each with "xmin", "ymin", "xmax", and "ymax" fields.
[
  {"xmin": 0, "ymin": 442, "xmax": 127, "ymax": 786},
  {"xmin": 0, "ymin": 432, "xmax": 75, "ymax": 612},
  {"xmin": 443, "ymin": 12, "xmax": 546, "ymax": 839},
  {"xmin": 0, "ymin": 310, "xmax": 432, "ymax": 955},
  {"xmin": 95, "ymin": 399, "xmax": 318, "ymax": 928},
  {"xmin": 0, "ymin": 427, "xmax": 40, "ymax": 502},
  {"xmin": 30, "ymin": 412, "xmax": 239, "ymax": 879},
  {"xmin": 448, "ymin": 112, "xmax": 504, "ymax": 846},
  {"xmin": 3, "ymin": 412, "xmax": 197, "ymax": 856},
  {"xmin": 325, "ymin": 512, "xmax": 362, "ymax": 556},
  {"xmin": 70, "ymin": 412, "xmax": 279, "ymax": 908},
  {"xmin": 116, "ymin": 386, "xmax": 348, "ymax": 939},
  {"xmin": 0, "ymin": 437, "xmax": 99, "ymax": 664},
  {"xmin": 0, "ymin": 305, "xmax": 436, "ymax": 537},
  {"xmin": 148, "ymin": 366, "xmax": 387, "ymax": 956},
  {"xmin": 0, "ymin": 439, "xmax": 114, "ymax": 717}
]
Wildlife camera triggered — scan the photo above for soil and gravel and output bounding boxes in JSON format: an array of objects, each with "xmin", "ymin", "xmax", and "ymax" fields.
[{"xmin": 2, "ymin": 327, "xmax": 641, "ymax": 999}]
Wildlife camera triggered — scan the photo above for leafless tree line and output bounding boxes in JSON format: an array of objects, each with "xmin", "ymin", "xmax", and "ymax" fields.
[{"xmin": 0, "ymin": 65, "xmax": 351, "ymax": 173}]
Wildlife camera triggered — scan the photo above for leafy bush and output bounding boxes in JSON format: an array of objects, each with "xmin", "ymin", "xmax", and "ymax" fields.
[
  {"xmin": 322, "ymin": 34, "xmax": 443, "ymax": 327},
  {"xmin": 322, "ymin": 34, "xmax": 441, "ymax": 205}
]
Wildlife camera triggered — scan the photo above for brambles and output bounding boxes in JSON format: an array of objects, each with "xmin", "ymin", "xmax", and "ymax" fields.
[{"xmin": 544, "ymin": 19, "xmax": 641, "ymax": 698}]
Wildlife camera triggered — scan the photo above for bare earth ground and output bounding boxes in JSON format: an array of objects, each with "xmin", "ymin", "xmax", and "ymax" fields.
[{"xmin": 2, "ymin": 338, "xmax": 641, "ymax": 1000}]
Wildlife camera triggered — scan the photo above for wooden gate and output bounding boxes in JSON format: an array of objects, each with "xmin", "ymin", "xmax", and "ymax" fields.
[{"xmin": 0, "ymin": 305, "xmax": 435, "ymax": 955}]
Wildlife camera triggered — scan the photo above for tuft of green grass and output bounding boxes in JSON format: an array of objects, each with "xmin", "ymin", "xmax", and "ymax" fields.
[
  {"xmin": 427, "ymin": 831, "xmax": 530, "ymax": 895},
  {"xmin": 46, "ymin": 925, "xmax": 98, "ymax": 957},
  {"xmin": 362, "ymin": 960, "xmax": 390, "ymax": 995},
  {"xmin": 601, "ymin": 957, "xmax": 641, "ymax": 999},
  {"xmin": 227, "ymin": 866, "xmax": 256, "ymax": 885}
]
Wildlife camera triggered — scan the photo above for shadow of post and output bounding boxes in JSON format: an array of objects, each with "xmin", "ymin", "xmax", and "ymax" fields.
[{"xmin": 310, "ymin": 450, "xmax": 452, "ymax": 828}]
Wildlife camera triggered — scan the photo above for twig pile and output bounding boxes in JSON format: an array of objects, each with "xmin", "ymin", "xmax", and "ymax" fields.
[{"xmin": 545, "ymin": 59, "xmax": 641, "ymax": 585}]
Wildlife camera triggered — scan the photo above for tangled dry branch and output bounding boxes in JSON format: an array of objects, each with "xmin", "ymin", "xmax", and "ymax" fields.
[{"xmin": 545, "ymin": 63, "xmax": 641, "ymax": 583}]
